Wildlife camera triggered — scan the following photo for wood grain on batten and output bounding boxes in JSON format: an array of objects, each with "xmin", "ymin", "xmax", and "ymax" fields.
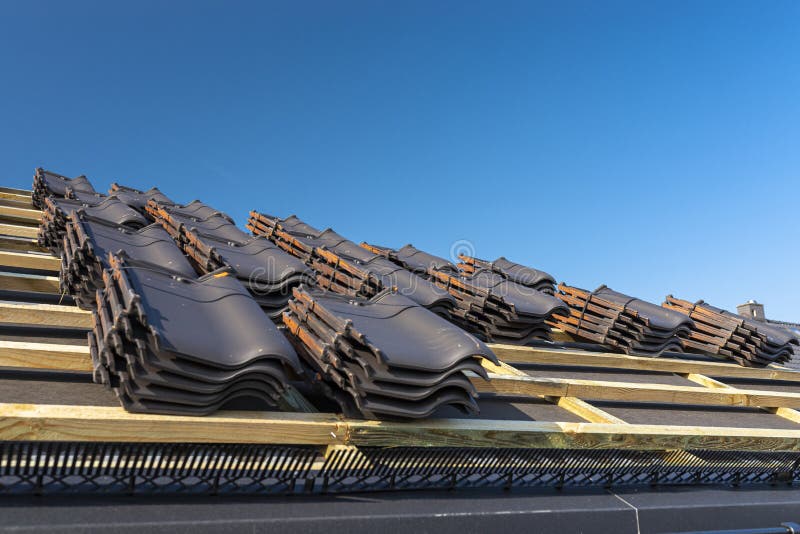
[
  {"xmin": 474, "ymin": 372, "xmax": 800, "ymax": 409},
  {"xmin": 0, "ymin": 198, "xmax": 35, "ymax": 210},
  {"xmin": 346, "ymin": 418, "xmax": 800, "ymax": 451},
  {"xmin": 0, "ymin": 205, "xmax": 41, "ymax": 224},
  {"xmin": 0, "ymin": 235, "xmax": 45, "ymax": 252},
  {"xmin": 3, "ymin": 403, "xmax": 800, "ymax": 452},
  {"xmin": 491, "ymin": 344, "xmax": 800, "ymax": 383},
  {"xmin": 0, "ymin": 301, "xmax": 91, "ymax": 329},
  {"xmin": 0, "ymin": 186, "xmax": 32, "ymax": 196},
  {"xmin": 0, "ymin": 190, "xmax": 32, "ymax": 204},
  {"xmin": 0, "ymin": 250, "xmax": 59, "ymax": 272},
  {"xmin": 0, "ymin": 271, "xmax": 60, "ymax": 293},
  {"xmin": 0, "ymin": 340, "xmax": 92, "ymax": 371},
  {"xmin": 0, "ymin": 223, "xmax": 38, "ymax": 239}
]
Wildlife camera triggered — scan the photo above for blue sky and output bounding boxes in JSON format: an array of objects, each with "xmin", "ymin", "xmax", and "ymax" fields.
[{"xmin": 1, "ymin": 1, "xmax": 798, "ymax": 319}]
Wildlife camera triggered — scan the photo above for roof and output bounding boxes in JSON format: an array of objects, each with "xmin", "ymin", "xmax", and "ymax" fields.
[{"xmin": 4, "ymin": 172, "xmax": 800, "ymax": 497}]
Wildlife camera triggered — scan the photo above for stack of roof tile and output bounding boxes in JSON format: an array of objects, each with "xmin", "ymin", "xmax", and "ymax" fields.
[
  {"xmin": 247, "ymin": 212, "xmax": 456, "ymax": 317},
  {"xmin": 457, "ymin": 255, "xmax": 556, "ymax": 294},
  {"xmin": 663, "ymin": 296, "xmax": 798, "ymax": 366},
  {"xmin": 39, "ymin": 197, "xmax": 148, "ymax": 254},
  {"xmin": 32, "ymin": 169, "xmax": 308, "ymax": 416},
  {"xmin": 35, "ymin": 173, "xmax": 182, "ymax": 253},
  {"xmin": 309, "ymin": 247, "xmax": 383, "ymax": 298},
  {"xmin": 60, "ymin": 212, "xmax": 197, "ymax": 310},
  {"xmin": 248, "ymin": 212, "xmax": 354, "ymax": 263},
  {"xmin": 361, "ymin": 243, "xmax": 460, "ymax": 276},
  {"xmin": 89, "ymin": 253, "xmax": 303, "ymax": 415},
  {"xmin": 549, "ymin": 284, "xmax": 693, "ymax": 356},
  {"xmin": 32, "ymin": 168, "xmax": 98, "ymax": 209},
  {"xmin": 108, "ymin": 183, "xmax": 175, "ymax": 213},
  {"xmin": 360, "ymin": 242, "xmax": 566, "ymax": 343},
  {"xmin": 146, "ymin": 203, "xmax": 315, "ymax": 317},
  {"xmin": 145, "ymin": 200, "xmax": 251, "ymax": 243},
  {"xmin": 282, "ymin": 285, "xmax": 497, "ymax": 419},
  {"xmin": 427, "ymin": 268, "xmax": 568, "ymax": 344}
]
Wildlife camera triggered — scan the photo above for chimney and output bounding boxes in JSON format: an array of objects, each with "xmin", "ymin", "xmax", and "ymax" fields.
[{"xmin": 737, "ymin": 300, "xmax": 766, "ymax": 322}]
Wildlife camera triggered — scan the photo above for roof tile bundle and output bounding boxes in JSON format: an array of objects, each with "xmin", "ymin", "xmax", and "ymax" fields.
[
  {"xmin": 361, "ymin": 242, "xmax": 566, "ymax": 343},
  {"xmin": 147, "ymin": 204, "xmax": 315, "ymax": 317},
  {"xmin": 361, "ymin": 243, "xmax": 459, "ymax": 275},
  {"xmin": 108, "ymin": 183, "xmax": 175, "ymax": 212},
  {"xmin": 458, "ymin": 255, "xmax": 556, "ymax": 294},
  {"xmin": 427, "ymin": 268, "xmax": 569, "ymax": 344},
  {"xmin": 32, "ymin": 167, "xmax": 98, "ymax": 209},
  {"xmin": 248, "ymin": 212, "xmax": 352, "ymax": 262},
  {"xmin": 549, "ymin": 284, "xmax": 693, "ymax": 356},
  {"xmin": 282, "ymin": 285, "xmax": 497, "ymax": 419},
  {"xmin": 663, "ymin": 296, "xmax": 798, "ymax": 366},
  {"xmin": 39, "ymin": 196, "xmax": 148, "ymax": 254},
  {"xmin": 89, "ymin": 253, "xmax": 303, "ymax": 415},
  {"xmin": 247, "ymin": 212, "xmax": 456, "ymax": 316},
  {"xmin": 60, "ymin": 212, "xmax": 196, "ymax": 309},
  {"xmin": 145, "ymin": 200, "xmax": 250, "ymax": 243},
  {"xmin": 32, "ymin": 169, "xmax": 311, "ymax": 416}
]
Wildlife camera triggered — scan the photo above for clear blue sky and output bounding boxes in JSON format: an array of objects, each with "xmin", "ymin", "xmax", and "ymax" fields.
[{"xmin": 1, "ymin": 1, "xmax": 798, "ymax": 319}]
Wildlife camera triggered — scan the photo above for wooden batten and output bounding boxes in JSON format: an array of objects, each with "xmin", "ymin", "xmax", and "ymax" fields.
[
  {"xmin": 548, "ymin": 328, "xmax": 575, "ymax": 342},
  {"xmin": 0, "ymin": 404, "xmax": 346, "ymax": 445},
  {"xmin": 0, "ymin": 340, "xmax": 91, "ymax": 371},
  {"xmin": 0, "ymin": 205, "xmax": 41, "ymax": 224},
  {"xmin": 346, "ymin": 418, "xmax": 800, "ymax": 451},
  {"xmin": 0, "ymin": 186, "xmax": 32, "ymax": 196},
  {"xmin": 0, "ymin": 223, "xmax": 38, "ymax": 239},
  {"xmin": 475, "ymin": 373, "xmax": 800, "ymax": 409},
  {"xmin": 0, "ymin": 235, "xmax": 45, "ymax": 252},
  {"xmin": 3, "ymin": 403, "xmax": 800, "ymax": 452},
  {"xmin": 0, "ymin": 250, "xmax": 59, "ymax": 272},
  {"xmin": 0, "ymin": 271, "xmax": 60, "ymax": 293},
  {"xmin": 491, "ymin": 344, "xmax": 800, "ymax": 383},
  {"xmin": 0, "ymin": 301, "xmax": 91, "ymax": 329},
  {"xmin": 0, "ymin": 198, "xmax": 34, "ymax": 210},
  {"xmin": 545, "ymin": 396, "xmax": 627, "ymax": 424},
  {"xmin": 0, "ymin": 189, "xmax": 32, "ymax": 204}
]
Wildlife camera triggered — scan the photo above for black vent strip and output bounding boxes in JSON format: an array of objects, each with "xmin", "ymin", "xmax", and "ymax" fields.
[{"xmin": 2, "ymin": 442, "xmax": 799, "ymax": 495}]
